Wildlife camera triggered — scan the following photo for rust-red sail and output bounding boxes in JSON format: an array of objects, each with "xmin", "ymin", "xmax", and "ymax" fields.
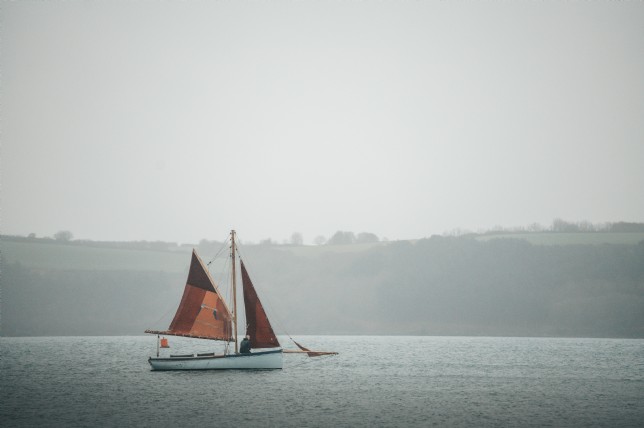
[
  {"xmin": 240, "ymin": 260, "xmax": 280, "ymax": 348},
  {"xmin": 146, "ymin": 250, "xmax": 233, "ymax": 341}
]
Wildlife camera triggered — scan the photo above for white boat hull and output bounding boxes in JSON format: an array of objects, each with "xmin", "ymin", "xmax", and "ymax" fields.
[{"xmin": 148, "ymin": 349, "xmax": 283, "ymax": 370}]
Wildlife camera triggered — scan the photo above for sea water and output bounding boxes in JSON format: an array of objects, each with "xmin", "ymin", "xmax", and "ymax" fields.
[{"xmin": 1, "ymin": 336, "xmax": 642, "ymax": 427}]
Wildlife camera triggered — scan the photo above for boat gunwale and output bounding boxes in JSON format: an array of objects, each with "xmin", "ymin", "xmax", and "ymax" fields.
[{"xmin": 149, "ymin": 348, "xmax": 282, "ymax": 362}]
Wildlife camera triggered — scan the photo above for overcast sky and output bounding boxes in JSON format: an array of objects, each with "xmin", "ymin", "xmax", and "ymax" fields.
[{"xmin": 2, "ymin": 1, "xmax": 643, "ymax": 244}]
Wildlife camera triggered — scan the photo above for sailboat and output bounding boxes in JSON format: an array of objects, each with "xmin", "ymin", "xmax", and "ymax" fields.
[{"xmin": 145, "ymin": 230, "xmax": 333, "ymax": 370}]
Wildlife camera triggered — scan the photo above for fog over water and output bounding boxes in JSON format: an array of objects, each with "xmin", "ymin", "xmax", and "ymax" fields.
[{"xmin": 2, "ymin": 1, "xmax": 643, "ymax": 244}]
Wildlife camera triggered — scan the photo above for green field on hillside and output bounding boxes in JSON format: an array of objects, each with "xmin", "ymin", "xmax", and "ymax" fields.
[
  {"xmin": 1, "ymin": 240, "xmax": 192, "ymax": 272},
  {"xmin": 1, "ymin": 239, "xmax": 385, "ymax": 272},
  {"xmin": 475, "ymin": 232, "xmax": 644, "ymax": 246},
  {"xmin": 3, "ymin": 232, "xmax": 643, "ymax": 273},
  {"xmin": 270, "ymin": 241, "xmax": 386, "ymax": 258}
]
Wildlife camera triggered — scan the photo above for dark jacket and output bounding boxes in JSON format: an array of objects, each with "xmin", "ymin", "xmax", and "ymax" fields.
[{"xmin": 240, "ymin": 338, "xmax": 251, "ymax": 354}]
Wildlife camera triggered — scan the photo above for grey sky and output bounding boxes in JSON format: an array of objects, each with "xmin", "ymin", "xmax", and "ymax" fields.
[{"xmin": 2, "ymin": 1, "xmax": 643, "ymax": 244}]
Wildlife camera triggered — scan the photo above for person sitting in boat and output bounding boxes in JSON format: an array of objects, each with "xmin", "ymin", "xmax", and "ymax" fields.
[{"xmin": 240, "ymin": 335, "xmax": 251, "ymax": 354}]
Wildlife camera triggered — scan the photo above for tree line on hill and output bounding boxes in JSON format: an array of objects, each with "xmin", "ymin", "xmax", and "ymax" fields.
[
  {"xmin": 471, "ymin": 219, "xmax": 644, "ymax": 235},
  {"xmin": 2, "ymin": 234, "xmax": 643, "ymax": 338},
  {"xmin": 7, "ymin": 219, "xmax": 643, "ymax": 253},
  {"xmin": 1, "ymin": 229, "xmax": 384, "ymax": 252}
]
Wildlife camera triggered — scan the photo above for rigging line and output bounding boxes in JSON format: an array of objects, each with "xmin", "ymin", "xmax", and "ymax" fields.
[
  {"xmin": 210, "ymin": 250, "xmax": 231, "ymax": 292},
  {"xmin": 210, "ymin": 254, "xmax": 232, "ymax": 320},
  {"xmin": 236, "ymin": 241, "xmax": 293, "ymax": 339},
  {"xmin": 204, "ymin": 249, "xmax": 235, "ymax": 340},
  {"xmin": 204, "ymin": 251, "xmax": 235, "ymax": 352},
  {"xmin": 211, "ymin": 247, "xmax": 234, "ymax": 336},
  {"xmin": 149, "ymin": 282, "xmax": 183, "ymax": 327},
  {"xmin": 234, "ymin": 238, "xmax": 296, "ymax": 343},
  {"xmin": 204, "ymin": 236, "xmax": 231, "ymax": 293},
  {"xmin": 235, "ymin": 238, "xmax": 323, "ymax": 352},
  {"xmin": 224, "ymin": 257, "xmax": 233, "ymax": 323},
  {"xmin": 206, "ymin": 235, "xmax": 231, "ymax": 266}
]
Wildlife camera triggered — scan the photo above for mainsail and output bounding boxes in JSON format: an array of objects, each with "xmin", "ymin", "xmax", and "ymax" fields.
[
  {"xmin": 241, "ymin": 260, "xmax": 280, "ymax": 348},
  {"xmin": 146, "ymin": 250, "xmax": 233, "ymax": 341}
]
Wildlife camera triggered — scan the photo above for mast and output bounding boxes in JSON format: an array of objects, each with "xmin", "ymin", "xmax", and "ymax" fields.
[{"xmin": 231, "ymin": 230, "xmax": 239, "ymax": 354}]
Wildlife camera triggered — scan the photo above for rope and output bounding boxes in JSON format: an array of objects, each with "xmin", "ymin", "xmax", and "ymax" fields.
[
  {"xmin": 234, "ymin": 237, "xmax": 300, "ymax": 348},
  {"xmin": 200, "ymin": 238, "xmax": 235, "ymax": 355},
  {"xmin": 148, "ymin": 269, "xmax": 186, "ymax": 328},
  {"xmin": 149, "ymin": 303, "xmax": 176, "ymax": 328},
  {"xmin": 206, "ymin": 236, "xmax": 231, "ymax": 266},
  {"xmin": 234, "ymin": 235, "xmax": 338, "ymax": 358}
]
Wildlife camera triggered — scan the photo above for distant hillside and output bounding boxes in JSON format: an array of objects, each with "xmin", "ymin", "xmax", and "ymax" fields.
[
  {"xmin": 1, "ymin": 239, "xmax": 191, "ymax": 272},
  {"xmin": 1, "ymin": 234, "xmax": 643, "ymax": 338},
  {"xmin": 475, "ymin": 232, "xmax": 644, "ymax": 246}
]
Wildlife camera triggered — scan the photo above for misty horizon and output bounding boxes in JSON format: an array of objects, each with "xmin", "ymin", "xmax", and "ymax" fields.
[
  {"xmin": 5, "ymin": 217, "xmax": 644, "ymax": 247},
  {"xmin": 2, "ymin": 1, "xmax": 643, "ymax": 245}
]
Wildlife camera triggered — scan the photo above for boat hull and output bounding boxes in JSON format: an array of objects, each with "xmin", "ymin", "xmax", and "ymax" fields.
[{"xmin": 148, "ymin": 349, "xmax": 283, "ymax": 370}]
